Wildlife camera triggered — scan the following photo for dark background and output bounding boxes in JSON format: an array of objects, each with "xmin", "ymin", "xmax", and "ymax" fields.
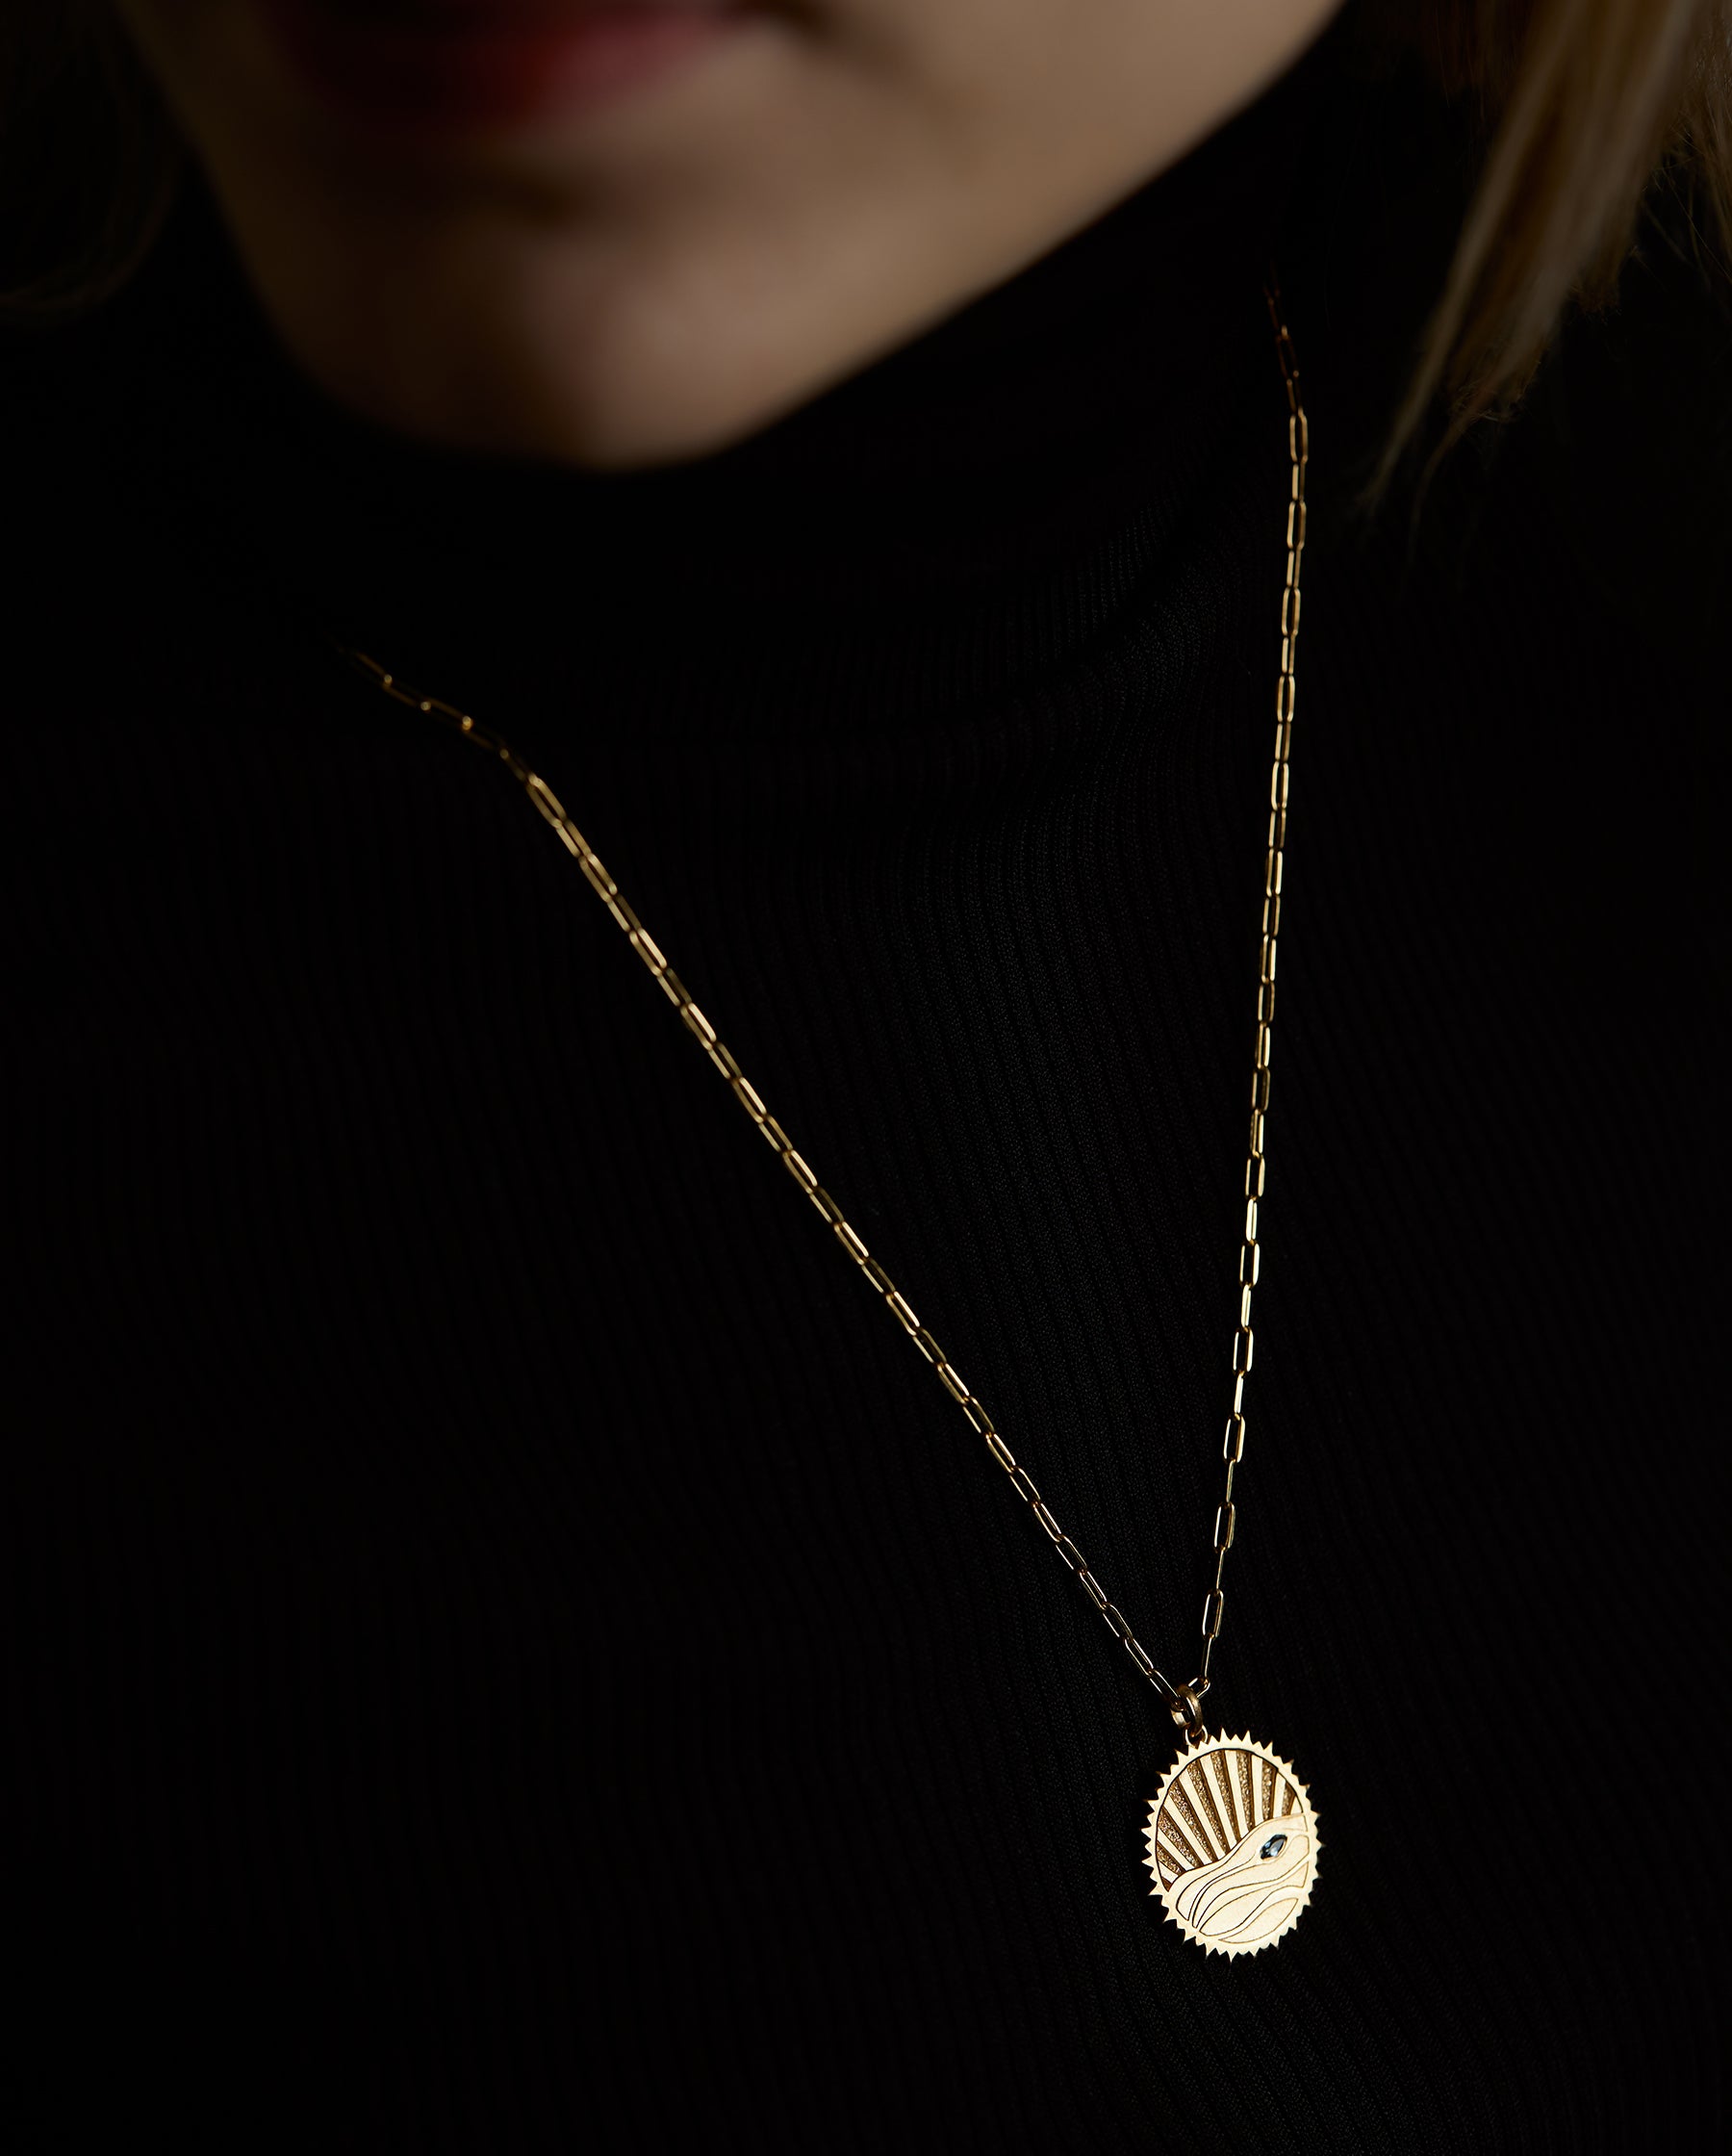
[{"xmin": 5, "ymin": 34, "xmax": 1728, "ymax": 2152}]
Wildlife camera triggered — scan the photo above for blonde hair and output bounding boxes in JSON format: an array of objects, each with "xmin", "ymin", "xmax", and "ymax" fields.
[
  {"xmin": 3, "ymin": 0, "xmax": 1729, "ymax": 452},
  {"xmin": 1368, "ymin": 0, "xmax": 1732, "ymax": 464}
]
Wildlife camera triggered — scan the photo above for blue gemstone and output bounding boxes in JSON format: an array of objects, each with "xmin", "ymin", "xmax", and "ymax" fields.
[{"xmin": 1259, "ymin": 1834, "xmax": 1287, "ymax": 1860}]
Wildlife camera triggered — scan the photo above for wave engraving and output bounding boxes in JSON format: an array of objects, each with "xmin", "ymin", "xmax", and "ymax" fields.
[{"xmin": 1144, "ymin": 1734, "xmax": 1319, "ymax": 1957}]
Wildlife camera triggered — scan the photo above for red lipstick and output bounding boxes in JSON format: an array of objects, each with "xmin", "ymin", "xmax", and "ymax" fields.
[{"xmin": 262, "ymin": 0, "xmax": 745, "ymax": 132}]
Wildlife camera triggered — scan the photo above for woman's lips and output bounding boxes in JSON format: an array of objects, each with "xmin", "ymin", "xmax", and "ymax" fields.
[{"xmin": 261, "ymin": 0, "xmax": 748, "ymax": 131}]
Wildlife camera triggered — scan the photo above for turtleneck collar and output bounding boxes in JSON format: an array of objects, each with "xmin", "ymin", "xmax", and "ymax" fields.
[{"xmin": 104, "ymin": 29, "xmax": 1335, "ymax": 736}]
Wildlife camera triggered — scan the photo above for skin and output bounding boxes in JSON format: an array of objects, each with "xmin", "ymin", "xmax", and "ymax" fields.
[{"xmin": 115, "ymin": 0, "xmax": 1342, "ymax": 468}]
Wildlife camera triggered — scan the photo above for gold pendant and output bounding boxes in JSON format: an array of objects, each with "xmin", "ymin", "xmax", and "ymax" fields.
[{"xmin": 1144, "ymin": 1732, "xmax": 1318, "ymax": 1957}]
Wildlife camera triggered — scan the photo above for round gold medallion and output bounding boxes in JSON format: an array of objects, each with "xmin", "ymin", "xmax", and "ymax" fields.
[{"xmin": 1144, "ymin": 1732, "xmax": 1318, "ymax": 1957}]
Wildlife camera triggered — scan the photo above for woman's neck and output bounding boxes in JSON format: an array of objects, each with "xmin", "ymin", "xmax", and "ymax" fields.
[{"xmin": 125, "ymin": 42, "xmax": 1326, "ymax": 733}]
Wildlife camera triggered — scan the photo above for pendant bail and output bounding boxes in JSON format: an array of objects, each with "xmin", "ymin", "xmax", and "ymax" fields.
[{"xmin": 1168, "ymin": 1679, "xmax": 1210, "ymax": 1740}]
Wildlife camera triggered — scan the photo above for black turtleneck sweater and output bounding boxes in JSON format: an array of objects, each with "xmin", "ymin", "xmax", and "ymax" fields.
[{"xmin": 6, "ymin": 38, "xmax": 1728, "ymax": 2155}]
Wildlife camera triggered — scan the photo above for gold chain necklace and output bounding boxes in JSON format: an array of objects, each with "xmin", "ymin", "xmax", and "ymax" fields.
[{"xmin": 346, "ymin": 287, "xmax": 1319, "ymax": 1958}]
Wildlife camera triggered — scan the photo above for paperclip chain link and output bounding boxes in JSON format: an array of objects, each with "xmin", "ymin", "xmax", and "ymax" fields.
[{"xmin": 345, "ymin": 288, "xmax": 1308, "ymax": 1726}]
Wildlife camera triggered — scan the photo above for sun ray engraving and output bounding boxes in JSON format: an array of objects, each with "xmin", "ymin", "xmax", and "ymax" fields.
[
  {"xmin": 1144, "ymin": 1735, "xmax": 1319, "ymax": 1958},
  {"xmin": 1169, "ymin": 1783, "xmax": 1218, "ymax": 1861},
  {"xmin": 1188, "ymin": 1757, "xmax": 1233, "ymax": 1859},
  {"xmin": 1211, "ymin": 1748, "xmax": 1242, "ymax": 1841},
  {"xmin": 1159, "ymin": 1816, "xmax": 1208, "ymax": 1872}
]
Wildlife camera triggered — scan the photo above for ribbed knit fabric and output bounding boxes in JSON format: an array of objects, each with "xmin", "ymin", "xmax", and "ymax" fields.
[{"xmin": 6, "ymin": 38, "xmax": 1727, "ymax": 2154}]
